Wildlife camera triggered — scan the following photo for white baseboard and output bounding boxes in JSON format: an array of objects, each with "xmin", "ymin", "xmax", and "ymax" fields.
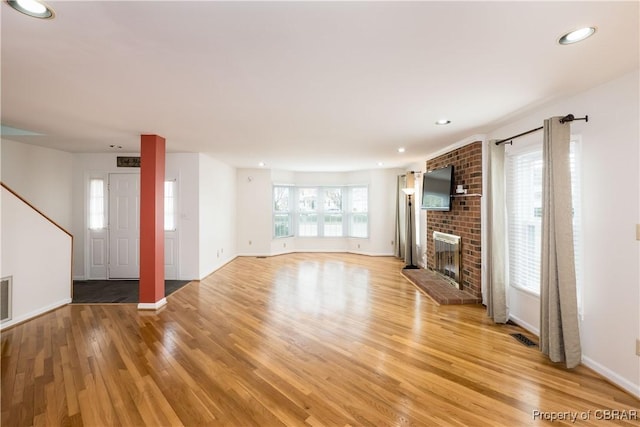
[
  {"xmin": 509, "ymin": 315, "xmax": 640, "ymax": 399},
  {"xmin": 238, "ymin": 250, "xmax": 395, "ymax": 258},
  {"xmin": 198, "ymin": 256, "xmax": 238, "ymax": 281},
  {"xmin": 137, "ymin": 298, "xmax": 167, "ymax": 311},
  {"xmin": 581, "ymin": 356, "xmax": 640, "ymax": 399},
  {"xmin": 347, "ymin": 250, "xmax": 395, "ymax": 257},
  {"xmin": 0, "ymin": 298, "xmax": 71, "ymax": 330},
  {"xmin": 508, "ymin": 313, "xmax": 540, "ymax": 336},
  {"xmin": 236, "ymin": 252, "xmax": 273, "ymax": 257}
]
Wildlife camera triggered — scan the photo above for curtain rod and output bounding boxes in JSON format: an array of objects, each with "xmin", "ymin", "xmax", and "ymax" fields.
[{"xmin": 494, "ymin": 114, "xmax": 588, "ymax": 146}]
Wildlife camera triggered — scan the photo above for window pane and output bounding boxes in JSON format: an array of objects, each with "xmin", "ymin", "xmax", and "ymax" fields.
[
  {"xmin": 351, "ymin": 187, "xmax": 368, "ymax": 212},
  {"xmin": 89, "ymin": 179, "xmax": 104, "ymax": 230},
  {"xmin": 274, "ymin": 187, "xmax": 290, "ymax": 212},
  {"xmin": 298, "ymin": 188, "xmax": 317, "ymax": 212},
  {"xmin": 507, "ymin": 150, "xmax": 542, "ymax": 292},
  {"xmin": 324, "ymin": 214, "xmax": 343, "ymax": 237},
  {"xmin": 274, "ymin": 213, "xmax": 291, "ymax": 238},
  {"xmin": 349, "ymin": 186, "xmax": 368, "ymax": 237},
  {"xmin": 299, "ymin": 213, "xmax": 318, "ymax": 237},
  {"xmin": 350, "ymin": 213, "xmax": 368, "ymax": 238},
  {"xmin": 507, "ymin": 145, "xmax": 582, "ymax": 296},
  {"xmin": 324, "ymin": 188, "xmax": 342, "ymax": 212},
  {"xmin": 164, "ymin": 181, "xmax": 176, "ymax": 231}
]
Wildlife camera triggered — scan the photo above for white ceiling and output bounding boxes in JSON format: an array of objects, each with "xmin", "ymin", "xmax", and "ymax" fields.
[{"xmin": 1, "ymin": 1, "xmax": 638, "ymax": 171}]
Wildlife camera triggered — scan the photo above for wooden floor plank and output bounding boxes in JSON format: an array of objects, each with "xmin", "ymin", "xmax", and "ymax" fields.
[{"xmin": 1, "ymin": 253, "xmax": 638, "ymax": 426}]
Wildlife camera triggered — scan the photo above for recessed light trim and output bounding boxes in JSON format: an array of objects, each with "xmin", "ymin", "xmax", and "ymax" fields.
[
  {"xmin": 558, "ymin": 27, "xmax": 596, "ymax": 45},
  {"xmin": 398, "ymin": 147, "xmax": 406, "ymax": 153},
  {"xmin": 7, "ymin": 0, "xmax": 55, "ymax": 19},
  {"xmin": 258, "ymin": 161, "xmax": 266, "ymax": 167},
  {"xmin": 435, "ymin": 119, "xmax": 451, "ymax": 125}
]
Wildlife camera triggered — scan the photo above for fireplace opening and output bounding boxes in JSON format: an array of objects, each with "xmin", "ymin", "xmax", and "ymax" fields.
[{"xmin": 433, "ymin": 231, "xmax": 462, "ymax": 289}]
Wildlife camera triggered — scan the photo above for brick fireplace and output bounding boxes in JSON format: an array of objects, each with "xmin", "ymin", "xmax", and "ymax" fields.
[{"xmin": 426, "ymin": 141, "xmax": 482, "ymax": 298}]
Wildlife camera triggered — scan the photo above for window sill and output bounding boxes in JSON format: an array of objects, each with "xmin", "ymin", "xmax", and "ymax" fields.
[{"xmin": 510, "ymin": 284, "xmax": 540, "ymax": 298}]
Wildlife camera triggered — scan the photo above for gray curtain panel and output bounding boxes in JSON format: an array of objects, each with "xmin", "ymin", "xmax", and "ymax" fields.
[
  {"xmin": 486, "ymin": 141, "xmax": 508, "ymax": 323},
  {"xmin": 539, "ymin": 116, "xmax": 582, "ymax": 368},
  {"xmin": 395, "ymin": 175, "xmax": 406, "ymax": 259},
  {"xmin": 404, "ymin": 188, "xmax": 417, "ymax": 267}
]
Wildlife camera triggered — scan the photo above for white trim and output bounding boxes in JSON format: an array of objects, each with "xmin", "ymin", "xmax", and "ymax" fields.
[
  {"xmin": 0, "ymin": 298, "xmax": 71, "ymax": 331},
  {"xmin": 236, "ymin": 252, "xmax": 274, "ymax": 257},
  {"xmin": 347, "ymin": 250, "xmax": 395, "ymax": 257},
  {"xmin": 508, "ymin": 313, "xmax": 540, "ymax": 337},
  {"xmin": 137, "ymin": 298, "xmax": 167, "ymax": 311},
  {"xmin": 238, "ymin": 250, "xmax": 395, "ymax": 258},
  {"xmin": 581, "ymin": 356, "xmax": 640, "ymax": 399},
  {"xmin": 510, "ymin": 283, "xmax": 541, "ymax": 298},
  {"xmin": 198, "ymin": 256, "xmax": 239, "ymax": 281},
  {"xmin": 425, "ymin": 134, "xmax": 487, "ymax": 161}
]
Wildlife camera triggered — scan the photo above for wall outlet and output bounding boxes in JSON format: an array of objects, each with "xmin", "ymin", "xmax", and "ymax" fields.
[
  {"xmin": 391, "ymin": 240, "xmax": 394, "ymax": 246},
  {"xmin": 283, "ymin": 242, "xmax": 286, "ymax": 248},
  {"xmin": 249, "ymin": 240, "xmax": 252, "ymax": 245},
  {"xmin": 357, "ymin": 244, "xmax": 361, "ymax": 249},
  {"xmin": 636, "ymin": 339, "xmax": 640, "ymax": 357}
]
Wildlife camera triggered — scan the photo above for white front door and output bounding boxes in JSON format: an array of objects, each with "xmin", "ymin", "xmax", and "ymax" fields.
[{"xmin": 108, "ymin": 174, "xmax": 140, "ymax": 279}]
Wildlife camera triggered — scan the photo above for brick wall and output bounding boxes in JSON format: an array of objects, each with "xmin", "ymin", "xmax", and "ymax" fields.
[{"xmin": 425, "ymin": 141, "xmax": 482, "ymax": 297}]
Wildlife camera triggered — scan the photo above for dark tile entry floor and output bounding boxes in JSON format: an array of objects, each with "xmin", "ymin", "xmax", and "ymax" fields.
[{"xmin": 72, "ymin": 280, "xmax": 192, "ymax": 303}]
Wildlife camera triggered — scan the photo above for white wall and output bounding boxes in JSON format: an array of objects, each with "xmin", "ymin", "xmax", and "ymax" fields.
[
  {"xmin": 236, "ymin": 167, "xmax": 401, "ymax": 257},
  {"xmin": 236, "ymin": 168, "xmax": 274, "ymax": 256},
  {"xmin": 198, "ymin": 153, "xmax": 237, "ymax": 279},
  {"xmin": 1, "ymin": 138, "xmax": 73, "ymax": 230},
  {"xmin": 487, "ymin": 70, "xmax": 640, "ymax": 397},
  {"xmin": 168, "ymin": 153, "xmax": 200, "ymax": 280},
  {"xmin": 1, "ymin": 187, "xmax": 72, "ymax": 330}
]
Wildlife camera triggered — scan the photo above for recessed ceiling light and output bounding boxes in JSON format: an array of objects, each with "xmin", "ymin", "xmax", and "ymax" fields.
[
  {"xmin": 435, "ymin": 119, "xmax": 451, "ymax": 125},
  {"xmin": 7, "ymin": 0, "xmax": 55, "ymax": 19},
  {"xmin": 558, "ymin": 27, "xmax": 596, "ymax": 45},
  {"xmin": 377, "ymin": 162, "xmax": 384, "ymax": 167},
  {"xmin": 398, "ymin": 147, "xmax": 406, "ymax": 153},
  {"xmin": 258, "ymin": 161, "xmax": 266, "ymax": 167}
]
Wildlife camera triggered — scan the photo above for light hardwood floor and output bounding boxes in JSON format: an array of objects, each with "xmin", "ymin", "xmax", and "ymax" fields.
[{"xmin": 2, "ymin": 253, "xmax": 638, "ymax": 426}]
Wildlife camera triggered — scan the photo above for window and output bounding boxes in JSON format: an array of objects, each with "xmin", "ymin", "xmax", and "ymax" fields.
[
  {"xmin": 506, "ymin": 141, "xmax": 582, "ymax": 295},
  {"xmin": 323, "ymin": 188, "xmax": 343, "ymax": 237},
  {"xmin": 348, "ymin": 186, "xmax": 368, "ymax": 238},
  {"xmin": 298, "ymin": 188, "xmax": 318, "ymax": 237},
  {"xmin": 164, "ymin": 180, "xmax": 177, "ymax": 231},
  {"xmin": 273, "ymin": 186, "xmax": 293, "ymax": 238},
  {"xmin": 272, "ymin": 186, "xmax": 368, "ymax": 238},
  {"xmin": 89, "ymin": 178, "xmax": 105, "ymax": 230}
]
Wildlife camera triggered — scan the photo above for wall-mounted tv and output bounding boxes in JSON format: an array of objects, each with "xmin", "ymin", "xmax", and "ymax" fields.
[{"xmin": 421, "ymin": 165, "xmax": 454, "ymax": 211}]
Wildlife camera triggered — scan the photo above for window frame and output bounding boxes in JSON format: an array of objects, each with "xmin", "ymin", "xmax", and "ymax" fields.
[
  {"xmin": 88, "ymin": 178, "xmax": 106, "ymax": 230},
  {"xmin": 347, "ymin": 185, "xmax": 369, "ymax": 239},
  {"xmin": 164, "ymin": 179, "xmax": 177, "ymax": 232},
  {"xmin": 505, "ymin": 138, "xmax": 582, "ymax": 298},
  {"xmin": 273, "ymin": 185, "xmax": 294, "ymax": 238},
  {"xmin": 272, "ymin": 185, "xmax": 368, "ymax": 239}
]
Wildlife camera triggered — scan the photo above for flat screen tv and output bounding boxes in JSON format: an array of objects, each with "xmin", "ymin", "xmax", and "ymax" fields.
[{"xmin": 421, "ymin": 165, "xmax": 454, "ymax": 211}]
